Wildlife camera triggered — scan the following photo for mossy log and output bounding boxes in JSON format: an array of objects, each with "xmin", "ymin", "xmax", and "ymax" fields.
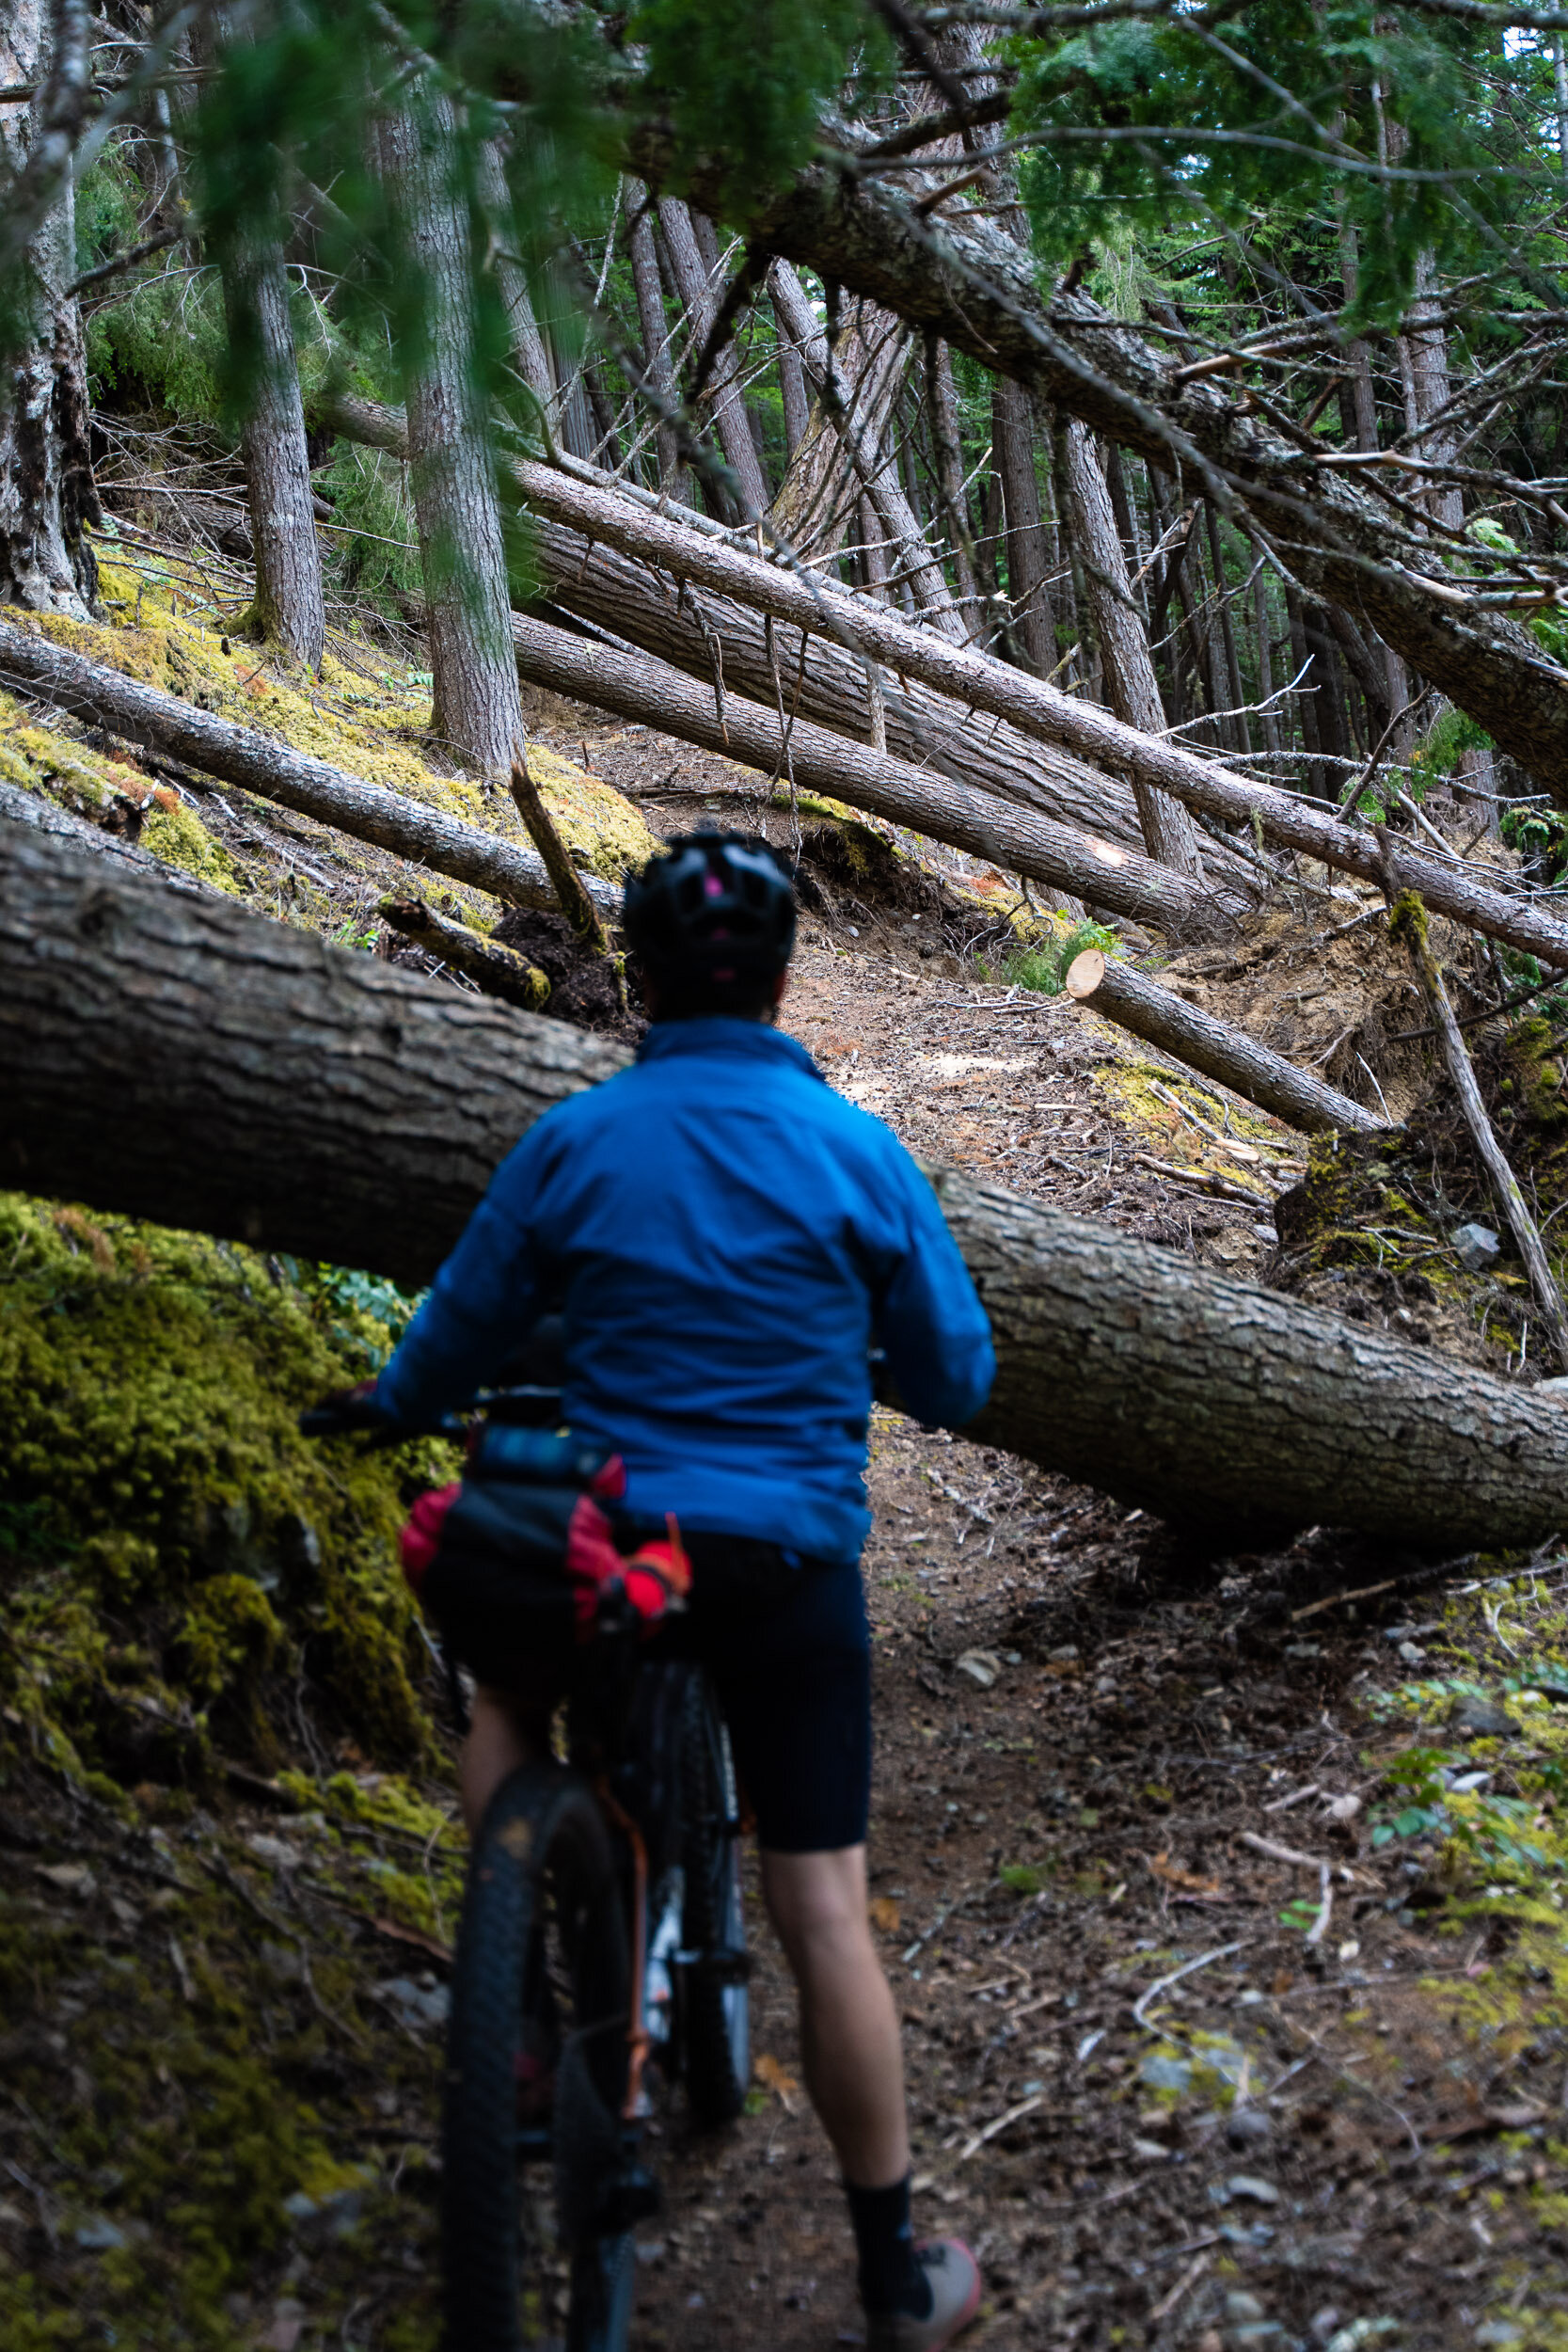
[
  {"xmin": 1065, "ymin": 949, "xmax": 1384, "ymax": 1136},
  {"xmin": 0, "ymin": 619, "xmax": 618, "ymax": 919},
  {"xmin": 6, "ymin": 822, "xmax": 1567, "ymax": 1550},
  {"xmin": 378, "ymin": 896, "xmax": 551, "ymax": 1010}
]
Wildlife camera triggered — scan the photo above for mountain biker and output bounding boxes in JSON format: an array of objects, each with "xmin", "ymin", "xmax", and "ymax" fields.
[{"xmin": 366, "ymin": 829, "xmax": 995, "ymax": 2352}]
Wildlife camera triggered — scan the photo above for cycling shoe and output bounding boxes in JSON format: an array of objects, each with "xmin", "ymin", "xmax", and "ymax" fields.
[{"xmin": 865, "ymin": 2239, "xmax": 982, "ymax": 2352}]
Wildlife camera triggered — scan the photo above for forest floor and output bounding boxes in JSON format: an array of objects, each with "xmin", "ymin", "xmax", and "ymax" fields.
[{"xmin": 5, "ymin": 573, "xmax": 1568, "ymax": 2352}]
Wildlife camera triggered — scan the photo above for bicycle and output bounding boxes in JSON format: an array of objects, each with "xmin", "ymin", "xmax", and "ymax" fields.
[{"xmin": 302, "ymin": 1375, "xmax": 751, "ymax": 2352}]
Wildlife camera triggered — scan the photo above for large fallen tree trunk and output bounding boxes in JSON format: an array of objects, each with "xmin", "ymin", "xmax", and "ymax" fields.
[
  {"xmin": 5, "ymin": 822, "xmax": 1564, "ymax": 1549},
  {"xmin": 643, "ymin": 142, "xmax": 1568, "ymax": 793},
  {"xmin": 0, "ymin": 621, "xmax": 617, "ymax": 918},
  {"xmin": 324, "ymin": 389, "xmax": 1254, "ymax": 892},
  {"xmin": 505, "ymin": 610, "xmax": 1224, "ymax": 940},
  {"xmin": 327, "ymin": 395, "xmax": 1568, "ymax": 964},
  {"xmin": 1065, "ymin": 948, "xmax": 1382, "ymax": 1136}
]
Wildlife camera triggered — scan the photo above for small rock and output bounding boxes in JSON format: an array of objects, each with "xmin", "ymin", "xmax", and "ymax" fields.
[
  {"xmin": 1450, "ymin": 1695, "xmax": 1522, "ymax": 1740},
  {"xmin": 956, "ymin": 1650, "xmax": 1002, "ymax": 1690},
  {"xmin": 1132, "ymin": 2137, "xmax": 1172, "ymax": 2161},
  {"xmin": 35, "ymin": 1862, "xmax": 96, "ymax": 1899},
  {"xmin": 1048, "ymin": 1644, "xmax": 1079, "ymax": 1662},
  {"xmin": 1225, "ymin": 2174, "xmax": 1280, "ymax": 2205},
  {"xmin": 1451, "ymin": 1221, "xmax": 1500, "ymax": 1272},
  {"xmin": 1225, "ymin": 2296, "xmax": 1267, "ymax": 2325},
  {"xmin": 1323, "ymin": 1793, "xmax": 1362, "ymax": 1822},
  {"xmin": 373, "ymin": 1975, "xmax": 450, "ymax": 2030},
  {"xmin": 1226, "ymin": 2106, "xmax": 1273, "ymax": 2151},
  {"xmin": 1397, "ymin": 1641, "xmax": 1425, "ymax": 1664},
  {"xmin": 247, "ymin": 1834, "xmax": 304, "ymax": 1869}
]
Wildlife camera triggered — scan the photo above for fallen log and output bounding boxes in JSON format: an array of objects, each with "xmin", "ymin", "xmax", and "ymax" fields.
[
  {"xmin": 1064, "ymin": 949, "xmax": 1383, "ymax": 1136},
  {"xmin": 506, "ymin": 612, "xmax": 1224, "ymax": 941},
  {"xmin": 379, "ymin": 896, "xmax": 551, "ymax": 1010},
  {"xmin": 319, "ymin": 390, "xmax": 1253, "ymax": 894},
  {"xmin": 323, "ymin": 397, "xmax": 1568, "ymax": 964},
  {"xmin": 0, "ymin": 775, "xmax": 217, "ymax": 893},
  {"xmin": 511, "ymin": 452, "xmax": 1568, "ymax": 970},
  {"xmin": 4, "ymin": 822, "xmax": 1565, "ymax": 1551},
  {"xmin": 1388, "ymin": 886, "xmax": 1568, "ymax": 1368},
  {"xmin": 650, "ymin": 143, "xmax": 1568, "ymax": 796},
  {"xmin": 0, "ymin": 621, "xmax": 618, "ymax": 919}
]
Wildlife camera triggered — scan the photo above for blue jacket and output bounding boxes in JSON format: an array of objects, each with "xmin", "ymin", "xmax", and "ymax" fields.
[{"xmin": 377, "ymin": 1018, "xmax": 995, "ymax": 1563}]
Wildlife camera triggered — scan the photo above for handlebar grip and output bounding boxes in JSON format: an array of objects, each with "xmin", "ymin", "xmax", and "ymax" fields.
[{"xmin": 298, "ymin": 1389, "xmax": 392, "ymax": 1438}]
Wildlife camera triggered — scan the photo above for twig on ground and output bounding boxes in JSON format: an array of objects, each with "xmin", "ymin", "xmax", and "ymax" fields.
[{"xmin": 1132, "ymin": 1939, "xmax": 1251, "ymax": 2028}]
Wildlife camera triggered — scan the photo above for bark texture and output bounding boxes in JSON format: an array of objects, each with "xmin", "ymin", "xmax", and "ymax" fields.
[
  {"xmin": 624, "ymin": 177, "xmax": 687, "ymax": 501},
  {"xmin": 0, "ymin": 0, "xmax": 100, "ymax": 616},
  {"xmin": 0, "ymin": 619, "xmax": 616, "ymax": 917},
  {"xmin": 1060, "ymin": 421, "xmax": 1204, "ymax": 879},
  {"xmin": 499, "ymin": 450, "xmax": 1568, "ymax": 972},
  {"xmin": 378, "ymin": 895, "xmax": 550, "ymax": 1011},
  {"xmin": 505, "ymin": 608, "xmax": 1224, "ymax": 938},
  {"xmin": 991, "ymin": 380, "xmax": 1053, "ymax": 670},
  {"xmin": 7, "ymin": 821, "xmax": 1566, "ymax": 1553},
  {"xmin": 655, "ymin": 199, "xmax": 769, "ymax": 520},
  {"xmin": 216, "ymin": 214, "xmax": 325, "ymax": 671},
  {"xmin": 374, "ymin": 94, "xmax": 524, "ymax": 780},
  {"xmin": 1064, "ymin": 948, "xmax": 1382, "ymax": 1136},
  {"xmin": 769, "ymin": 262, "xmax": 966, "ymax": 642},
  {"xmin": 642, "ymin": 141, "xmax": 1568, "ymax": 793}
]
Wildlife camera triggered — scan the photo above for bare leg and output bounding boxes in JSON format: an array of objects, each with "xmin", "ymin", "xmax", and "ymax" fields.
[
  {"xmin": 460, "ymin": 1686, "xmax": 546, "ymax": 1835},
  {"xmin": 760, "ymin": 1843, "xmax": 911, "ymax": 2187}
]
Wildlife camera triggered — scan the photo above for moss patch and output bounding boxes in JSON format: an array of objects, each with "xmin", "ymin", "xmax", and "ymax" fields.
[{"xmin": 0, "ymin": 1195, "xmax": 459, "ymax": 1782}]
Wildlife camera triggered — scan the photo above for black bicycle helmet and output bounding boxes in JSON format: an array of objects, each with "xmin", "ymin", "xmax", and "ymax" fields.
[{"xmin": 622, "ymin": 828, "xmax": 797, "ymax": 987}]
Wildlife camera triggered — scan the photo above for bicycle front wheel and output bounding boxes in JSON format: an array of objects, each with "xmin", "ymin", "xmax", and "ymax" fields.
[{"xmin": 442, "ymin": 1763, "xmax": 633, "ymax": 2352}]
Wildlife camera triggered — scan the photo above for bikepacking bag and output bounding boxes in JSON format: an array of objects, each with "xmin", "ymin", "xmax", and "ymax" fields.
[{"xmin": 399, "ymin": 1424, "xmax": 690, "ymax": 1691}]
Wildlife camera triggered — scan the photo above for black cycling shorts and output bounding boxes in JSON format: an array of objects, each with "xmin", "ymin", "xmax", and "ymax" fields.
[{"xmin": 676, "ymin": 1537, "xmax": 872, "ymax": 1856}]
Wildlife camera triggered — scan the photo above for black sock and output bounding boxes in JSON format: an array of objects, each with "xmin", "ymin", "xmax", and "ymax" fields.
[{"xmin": 845, "ymin": 2174, "xmax": 932, "ymax": 2319}]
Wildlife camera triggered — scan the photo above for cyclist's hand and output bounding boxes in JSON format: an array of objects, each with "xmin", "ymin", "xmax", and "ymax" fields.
[{"xmin": 299, "ymin": 1379, "xmax": 395, "ymax": 1438}]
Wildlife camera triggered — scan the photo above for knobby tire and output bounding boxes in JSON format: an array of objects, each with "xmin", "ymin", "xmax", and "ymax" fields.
[{"xmin": 441, "ymin": 1763, "xmax": 632, "ymax": 2352}]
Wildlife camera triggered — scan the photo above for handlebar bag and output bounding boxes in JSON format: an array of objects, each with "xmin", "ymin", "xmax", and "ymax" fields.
[{"xmin": 398, "ymin": 1426, "xmax": 689, "ymax": 1690}]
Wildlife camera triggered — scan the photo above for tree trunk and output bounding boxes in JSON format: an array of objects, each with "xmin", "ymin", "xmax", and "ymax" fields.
[
  {"xmin": 504, "ymin": 608, "xmax": 1224, "ymax": 939},
  {"xmin": 475, "ymin": 137, "xmax": 560, "ymax": 429},
  {"xmin": 991, "ymin": 381, "xmax": 1053, "ymax": 672},
  {"xmin": 773, "ymin": 275, "xmax": 810, "ymax": 463},
  {"xmin": 1064, "ymin": 949, "xmax": 1381, "ymax": 1135},
  {"xmin": 654, "ymin": 198, "xmax": 770, "ymax": 519},
  {"xmin": 0, "ymin": 619, "xmax": 615, "ymax": 917},
  {"xmin": 655, "ymin": 145, "xmax": 1568, "ymax": 792},
  {"xmin": 624, "ymin": 177, "xmax": 688, "ymax": 501},
  {"xmin": 373, "ymin": 92, "xmax": 525, "ymax": 781},
  {"xmin": 1061, "ymin": 421, "xmax": 1205, "ymax": 880},
  {"xmin": 768, "ymin": 263, "xmax": 966, "ymax": 639},
  {"xmin": 1404, "ymin": 251, "xmax": 1464, "ymax": 534},
  {"xmin": 1204, "ymin": 501, "xmax": 1249, "ymax": 755},
  {"xmin": 220, "ymin": 233, "xmax": 325, "ymax": 671},
  {"xmin": 0, "ymin": 0, "xmax": 101, "ymax": 616},
  {"xmin": 8, "ymin": 819, "xmax": 1567, "ymax": 1553},
  {"xmin": 923, "ymin": 334, "xmax": 981, "ymax": 638}
]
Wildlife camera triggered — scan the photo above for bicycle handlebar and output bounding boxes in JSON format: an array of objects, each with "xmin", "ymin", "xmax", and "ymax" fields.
[{"xmin": 298, "ymin": 1385, "xmax": 563, "ymax": 1443}]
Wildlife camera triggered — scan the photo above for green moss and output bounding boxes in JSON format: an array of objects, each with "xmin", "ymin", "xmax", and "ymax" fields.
[
  {"xmin": 140, "ymin": 798, "xmax": 242, "ymax": 893},
  {"xmin": 0, "ymin": 1193, "xmax": 450, "ymax": 1776}
]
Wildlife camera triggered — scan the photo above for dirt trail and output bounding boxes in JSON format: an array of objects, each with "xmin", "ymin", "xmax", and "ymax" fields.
[
  {"xmin": 5, "ymin": 657, "xmax": 1566, "ymax": 2352},
  {"xmin": 617, "ymin": 924, "xmax": 1568, "ymax": 2352}
]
